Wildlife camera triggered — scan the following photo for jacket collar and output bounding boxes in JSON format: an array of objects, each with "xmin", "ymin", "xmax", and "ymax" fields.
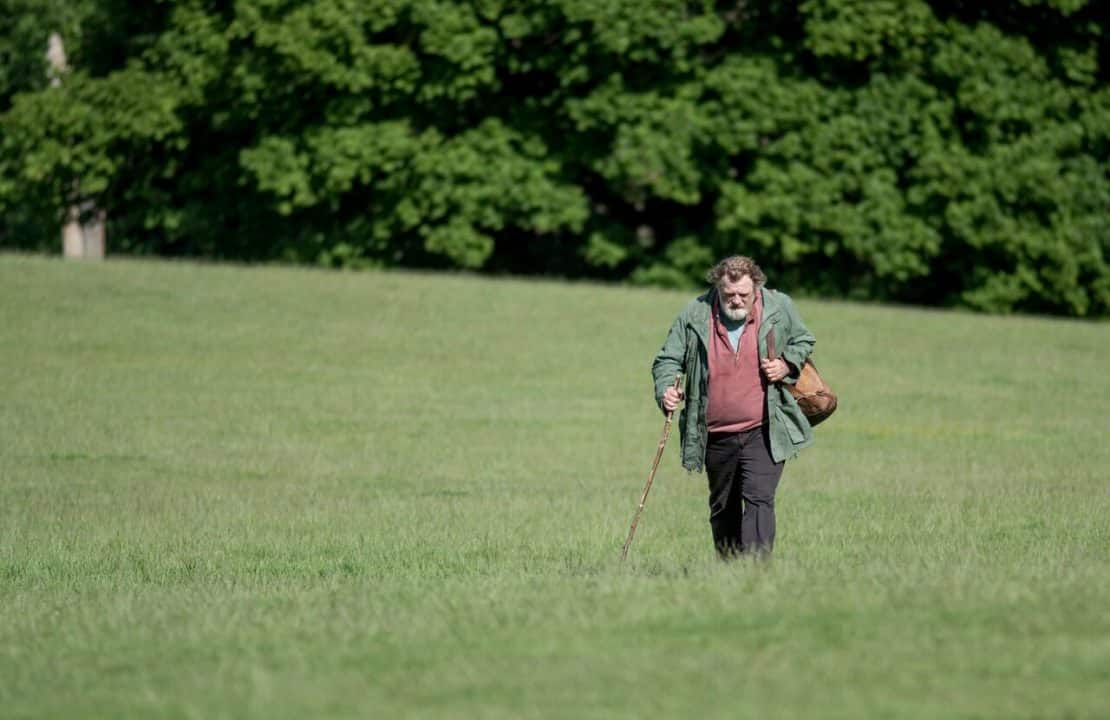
[
  {"xmin": 759, "ymin": 287, "xmax": 781, "ymax": 329},
  {"xmin": 691, "ymin": 288, "xmax": 714, "ymax": 348}
]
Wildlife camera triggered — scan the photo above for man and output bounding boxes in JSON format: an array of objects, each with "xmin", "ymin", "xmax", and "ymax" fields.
[{"xmin": 651, "ymin": 255, "xmax": 815, "ymax": 559}]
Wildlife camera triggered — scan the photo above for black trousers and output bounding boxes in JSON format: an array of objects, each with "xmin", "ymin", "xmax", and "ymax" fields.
[{"xmin": 704, "ymin": 426, "xmax": 785, "ymax": 558}]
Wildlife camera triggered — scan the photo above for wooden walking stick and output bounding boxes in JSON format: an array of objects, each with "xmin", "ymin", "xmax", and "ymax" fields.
[{"xmin": 621, "ymin": 374, "xmax": 683, "ymax": 561}]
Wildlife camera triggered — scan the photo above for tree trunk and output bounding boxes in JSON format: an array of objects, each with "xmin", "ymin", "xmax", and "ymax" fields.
[{"xmin": 49, "ymin": 32, "xmax": 105, "ymax": 260}]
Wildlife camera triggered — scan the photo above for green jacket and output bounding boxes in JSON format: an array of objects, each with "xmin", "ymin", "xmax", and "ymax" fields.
[{"xmin": 651, "ymin": 287, "xmax": 816, "ymax": 470}]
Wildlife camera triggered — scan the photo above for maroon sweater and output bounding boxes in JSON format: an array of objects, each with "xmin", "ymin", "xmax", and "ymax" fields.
[{"xmin": 706, "ymin": 295, "xmax": 768, "ymax": 433}]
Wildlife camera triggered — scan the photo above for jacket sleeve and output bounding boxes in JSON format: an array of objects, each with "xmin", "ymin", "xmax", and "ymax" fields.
[
  {"xmin": 780, "ymin": 294, "xmax": 815, "ymax": 384},
  {"xmin": 651, "ymin": 314, "xmax": 686, "ymax": 412}
]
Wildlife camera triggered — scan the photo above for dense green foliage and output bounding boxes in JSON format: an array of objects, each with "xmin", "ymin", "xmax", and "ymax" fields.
[
  {"xmin": 3, "ymin": 255, "xmax": 1110, "ymax": 717},
  {"xmin": 0, "ymin": 1, "xmax": 1107, "ymax": 315}
]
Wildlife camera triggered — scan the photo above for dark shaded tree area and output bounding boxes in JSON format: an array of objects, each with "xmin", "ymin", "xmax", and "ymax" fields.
[{"xmin": 1, "ymin": 0, "xmax": 1107, "ymax": 315}]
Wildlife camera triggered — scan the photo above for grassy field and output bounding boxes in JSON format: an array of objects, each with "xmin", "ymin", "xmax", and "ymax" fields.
[{"xmin": 1, "ymin": 253, "xmax": 1108, "ymax": 719}]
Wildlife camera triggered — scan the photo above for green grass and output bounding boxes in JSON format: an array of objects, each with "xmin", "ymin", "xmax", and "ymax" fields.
[{"xmin": 2, "ymin": 253, "xmax": 1108, "ymax": 719}]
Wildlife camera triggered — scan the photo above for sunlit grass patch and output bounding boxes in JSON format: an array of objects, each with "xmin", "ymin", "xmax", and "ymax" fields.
[{"xmin": 1, "ymin": 254, "xmax": 1108, "ymax": 718}]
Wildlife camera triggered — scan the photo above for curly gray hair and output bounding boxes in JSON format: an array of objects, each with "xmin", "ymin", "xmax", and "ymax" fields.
[{"xmin": 705, "ymin": 255, "xmax": 766, "ymax": 287}]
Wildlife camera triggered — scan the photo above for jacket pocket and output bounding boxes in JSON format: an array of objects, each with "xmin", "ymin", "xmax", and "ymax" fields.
[{"xmin": 776, "ymin": 405, "xmax": 807, "ymax": 444}]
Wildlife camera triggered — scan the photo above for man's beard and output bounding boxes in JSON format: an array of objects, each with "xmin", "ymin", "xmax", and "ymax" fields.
[{"xmin": 721, "ymin": 305, "xmax": 749, "ymax": 322}]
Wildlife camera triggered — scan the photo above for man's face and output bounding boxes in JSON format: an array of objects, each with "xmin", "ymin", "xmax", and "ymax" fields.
[{"xmin": 719, "ymin": 274, "xmax": 755, "ymax": 322}]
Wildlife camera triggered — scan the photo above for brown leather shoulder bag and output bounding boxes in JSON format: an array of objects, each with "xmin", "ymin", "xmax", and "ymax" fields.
[{"xmin": 768, "ymin": 334, "xmax": 837, "ymax": 426}]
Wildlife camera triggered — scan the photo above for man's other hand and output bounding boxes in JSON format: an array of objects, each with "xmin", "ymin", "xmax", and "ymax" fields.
[
  {"xmin": 760, "ymin": 358, "xmax": 790, "ymax": 383},
  {"xmin": 662, "ymin": 386, "xmax": 685, "ymax": 413}
]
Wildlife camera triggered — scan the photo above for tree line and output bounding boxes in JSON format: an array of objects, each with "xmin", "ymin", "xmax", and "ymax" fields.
[{"xmin": 1, "ymin": 0, "xmax": 1106, "ymax": 316}]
